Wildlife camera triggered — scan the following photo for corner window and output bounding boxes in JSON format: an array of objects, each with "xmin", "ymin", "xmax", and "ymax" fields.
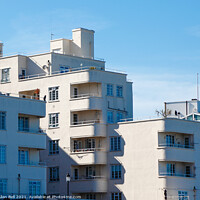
[
  {"xmin": 116, "ymin": 86, "xmax": 123, "ymax": 97},
  {"xmin": 49, "ymin": 167, "xmax": 59, "ymax": 182},
  {"xmin": 0, "ymin": 112, "xmax": 6, "ymax": 130},
  {"xmin": 49, "ymin": 113, "xmax": 59, "ymax": 128},
  {"xmin": 107, "ymin": 111, "xmax": 113, "ymax": 124},
  {"xmin": 1, "ymin": 68, "xmax": 10, "ymax": 83},
  {"xmin": 49, "ymin": 140, "xmax": 59, "ymax": 155},
  {"xmin": 49, "ymin": 87, "xmax": 59, "ymax": 101},
  {"xmin": 110, "ymin": 137, "xmax": 121, "ymax": 151},
  {"xmin": 111, "ymin": 165, "xmax": 122, "ymax": 179},
  {"xmin": 0, "ymin": 146, "xmax": 6, "ymax": 164},
  {"xmin": 29, "ymin": 181, "xmax": 41, "ymax": 195},
  {"xmin": 107, "ymin": 84, "xmax": 113, "ymax": 96}
]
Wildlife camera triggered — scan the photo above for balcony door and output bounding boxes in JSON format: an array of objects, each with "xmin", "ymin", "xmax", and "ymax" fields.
[
  {"xmin": 167, "ymin": 163, "xmax": 175, "ymax": 176},
  {"xmin": 166, "ymin": 135, "xmax": 175, "ymax": 147}
]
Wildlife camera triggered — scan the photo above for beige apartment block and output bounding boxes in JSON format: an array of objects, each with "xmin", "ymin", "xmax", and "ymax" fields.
[{"xmin": 0, "ymin": 93, "xmax": 46, "ymax": 196}]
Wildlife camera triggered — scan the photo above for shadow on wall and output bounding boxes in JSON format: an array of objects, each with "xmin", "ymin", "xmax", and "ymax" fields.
[
  {"xmin": 107, "ymin": 123, "xmax": 127, "ymax": 200},
  {"xmin": 27, "ymin": 58, "xmax": 47, "ymax": 76}
]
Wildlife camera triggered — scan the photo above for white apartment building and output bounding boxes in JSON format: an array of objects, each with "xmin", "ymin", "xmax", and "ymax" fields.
[
  {"xmin": 0, "ymin": 28, "xmax": 133, "ymax": 199},
  {"xmin": 0, "ymin": 92, "xmax": 46, "ymax": 196}
]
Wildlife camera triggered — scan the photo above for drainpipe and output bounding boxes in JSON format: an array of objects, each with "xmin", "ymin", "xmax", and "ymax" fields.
[{"xmin": 18, "ymin": 174, "xmax": 21, "ymax": 195}]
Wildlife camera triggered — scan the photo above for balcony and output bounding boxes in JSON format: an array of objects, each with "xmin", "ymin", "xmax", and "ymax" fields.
[
  {"xmin": 71, "ymin": 150, "xmax": 106, "ymax": 165},
  {"xmin": 18, "ymin": 162, "xmax": 46, "ymax": 167},
  {"xmin": 159, "ymin": 172, "xmax": 195, "ymax": 178},
  {"xmin": 70, "ymin": 123, "xmax": 106, "ymax": 137},
  {"xmin": 18, "ymin": 128, "xmax": 46, "ymax": 134},
  {"xmin": 71, "ymin": 177, "xmax": 107, "ymax": 193},
  {"xmin": 70, "ymin": 96, "xmax": 103, "ymax": 111}
]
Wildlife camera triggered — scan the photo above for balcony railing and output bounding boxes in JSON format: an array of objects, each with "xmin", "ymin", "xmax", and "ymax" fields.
[
  {"xmin": 70, "ymin": 93, "xmax": 101, "ymax": 99},
  {"xmin": 71, "ymin": 148, "xmax": 105, "ymax": 153},
  {"xmin": 18, "ymin": 161, "xmax": 46, "ymax": 167},
  {"xmin": 72, "ymin": 175, "xmax": 105, "ymax": 181},
  {"xmin": 159, "ymin": 172, "xmax": 195, "ymax": 178},
  {"xmin": 159, "ymin": 143, "xmax": 194, "ymax": 149},
  {"xmin": 18, "ymin": 128, "xmax": 46, "ymax": 134},
  {"xmin": 71, "ymin": 120, "xmax": 101, "ymax": 126}
]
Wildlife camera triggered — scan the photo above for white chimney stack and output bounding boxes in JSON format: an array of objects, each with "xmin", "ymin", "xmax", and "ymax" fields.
[{"xmin": 0, "ymin": 42, "xmax": 3, "ymax": 57}]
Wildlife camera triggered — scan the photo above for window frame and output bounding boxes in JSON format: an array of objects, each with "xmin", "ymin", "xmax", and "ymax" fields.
[
  {"xmin": 49, "ymin": 140, "xmax": 59, "ymax": 155},
  {"xmin": 49, "ymin": 113, "xmax": 59, "ymax": 128},
  {"xmin": 29, "ymin": 181, "xmax": 41, "ymax": 196},
  {"xmin": 49, "ymin": 167, "xmax": 60, "ymax": 182},
  {"xmin": 111, "ymin": 192, "xmax": 122, "ymax": 200},
  {"xmin": 111, "ymin": 165, "xmax": 122, "ymax": 179},
  {"xmin": 18, "ymin": 116, "xmax": 29, "ymax": 132},
  {"xmin": 107, "ymin": 84, "xmax": 113, "ymax": 96},
  {"xmin": 0, "ymin": 112, "xmax": 6, "ymax": 130},
  {"xmin": 18, "ymin": 149, "xmax": 29, "ymax": 165},
  {"xmin": 0, "ymin": 145, "xmax": 6, "ymax": 164},
  {"xmin": 116, "ymin": 85, "xmax": 123, "ymax": 97},
  {"xmin": 107, "ymin": 111, "xmax": 114, "ymax": 124},
  {"xmin": 0, "ymin": 179, "xmax": 7, "ymax": 195},
  {"xmin": 1, "ymin": 68, "xmax": 10, "ymax": 83},
  {"xmin": 49, "ymin": 86, "xmax": 59, "ymax": 102},
  {"xmin": 117, "ymin": 112, "xmax": 123, "ymax": 122},
  {"xmin": 110, "ymin": 136, "xmax": 121, "ymax": 151}
]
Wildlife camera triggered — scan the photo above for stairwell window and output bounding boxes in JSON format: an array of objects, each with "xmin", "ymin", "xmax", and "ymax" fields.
[
  {"xmin": 107, "ymin": 111, "xmax": 113, "ymax": 123},
  {"xmin": 49, "ymin": 113, "xmax": 59, "ymax": 128},
  {"xmin": 0, "ymin": 179, "xmax": 7, "ymax": 195},
  {"xmin": 111, "ymin": 193, "xmax": 122, "ymax": 200},
  {"xmin": 0, "ymin": 112, "xmax": 6, "ymax": 130},
  {"xmin": 1, "ymin": 68, "xmax": 10, "ymax": 83},
  {"xmin": 110, "ymin": 136, "xmax": 121, "ymax": 151},
  {"xmin": 111, "ymin": 165, "xmax": 122, "ymax": 179},
  {"xmin": 49, "ymin": 167, "xmax": 59, "ymax": 182},
  {"xmin": 0, "ymin": 146, "xmax": 6, "ymax": 164},
  {"xmin": 29, "ymin": 181, "xmax": 41, "ymax": 196},
  {"xmin": 107, "ymin": 84, "xmax": 113, "ymax": 96},
  {"xmin": 116, "ymin": 85, "xmax": 123, "ymax": 97},
  {"xmin": 49, "ymin": 140, "xmax": 59, "ymax": 155},
  {"xmin": 49, "ymin": 86, "xmax": 59, "ymax": 101}
]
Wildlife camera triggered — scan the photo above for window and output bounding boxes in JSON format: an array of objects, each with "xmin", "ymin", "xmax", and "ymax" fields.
[
  {"xmin": 60, "ymin": 66, "xmax": 69, "ymax": 73},
  {"xmin": 178, "ymin": 191, "xmax": 188, "ymax": 200},
  {"xmin": 18, "ymin": 117, "xmax": 29, "ymax": 132},
  {"xmin": 49, "ymin": 87, "xmax": 59, "ymax": 101},
  {"xmin": 167, "ymin": 163, "xmax": 175, "ymax": 176},
  {"xmin": 0, "ymin": 112, "xmax": 6, "ymax": 130},
  {"xmin": 74, "ymin": 168, "xmax": 79, "ymax": 180},
  {"xmin": 184, "ymin": 137, "xmax": 190, "ymax": 148},
  {"xmin": 185, "ymin": 166, "xmax": 191, "ymax": 177},
  {"xmin": 86, "ymin": 166, "xmax": 96, "ymax": 179},
  {"xmin": 73, "ymin": 114, "xmax": 78, "ymax": 125},
  {"xmin": 73, "ymin": 88, "xmax": 78, "ymax": 98},
  {"xmin": 18, "ymin": 149, "xmax": 29, "ymax": 165},
  {"xmin": 111, "ymin": 165, "xmax": 122, "ymax": 179},
  {"xmin": 86, "ymin": 194, "xmax": 96, "ymax": 199},
  {"xmin": 1, "ymin": 68, "xmax": 10, "ymax": 83},
  {"xmin": 29, "ymin": 181, "xmax": 41, "ymax": 196},
  {"xmin": 49, "ymin": 113, "xmax": 59, "ymax": 128},
  {"xmin": 166, "ymin": 135, "xmax": 174, "ymax": 147},
  {"xmin": 73, "ymin": 140, "xmax": 82, "ymax": 151},
  {"xmin": 107, "ymin": 111, "xmax": 113, "ymax": 123},
  {"xmin": 116, "ymin": 86, "xmax": 123, "ymax": 97},
  {"xmin": 107, "ymin": 84, "xmax": 113, "ymax": 96},
  {"xmin": 49, "ymin": 167, "xmax": 59, "ymax": 182},
  {"xmin": 0, "ymin": 179, "xmax": 7, "ymax": 195},
  {"xmin": 0, "ymin": 146, "xmax": 6, "ymax": 164},
  {"xmin": 49, "ymin": 140, "xmax": 59, "ymax": 155},
  {"xmin": 117, "ymin": 113, "xmax": 123, "ymax": 122},
  {"xmin": 110, "ymin": 137, "xmax": 121, "ymax": 151},
  {"xmin": 111, "ymin": 193, "xmax": 122, "ymax": 200},
  {"xmin": 86, "ymin": 139, "xmax": 95, "ymax": 150}
]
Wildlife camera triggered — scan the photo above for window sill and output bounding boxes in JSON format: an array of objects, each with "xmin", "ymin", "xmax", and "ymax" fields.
[
  {"xmin": 48, "ymin": 126, "xmax": 60, "ymax": 129},
  {"xmin": 110, "ymin": 150, "xmax": 121, "ymax": 152},
  {"xmin": 48, "ymin": 100, "xmax": 60, "ymax": 103},
  {"xmin": 1, "ymin": 81, "xmax": 11, "ymax": 84}
]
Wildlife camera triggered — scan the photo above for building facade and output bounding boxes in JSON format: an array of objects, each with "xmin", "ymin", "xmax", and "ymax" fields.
[
  {"xmin": 0, "ymin": 28, "xmax": 133, "ymax": 199},
  {"xmin": 0, "ymin": 93, "xmax": 46, "ymax": 196}
]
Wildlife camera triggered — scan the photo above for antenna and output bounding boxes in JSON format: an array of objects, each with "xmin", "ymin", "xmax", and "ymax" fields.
[
  {"xmin": 51, "ymin": 33, "xmax": 54, "ymax": 40},
  {"xmin": 197, "ymin": 73, "xmax": 199, "ymax": 100}
]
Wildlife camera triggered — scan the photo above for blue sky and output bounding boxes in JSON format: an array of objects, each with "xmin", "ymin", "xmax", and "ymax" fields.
[{"xmin": 1, "ymin": 0, "xmax": 200, "ymax": 118}]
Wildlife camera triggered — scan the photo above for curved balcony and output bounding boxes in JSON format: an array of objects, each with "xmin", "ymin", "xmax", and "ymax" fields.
[
  {"xmin": 71, "ymin": 177, "xmax": 107, "ymax": 193},
  {"xmin": 70, "ymin": 123, "xmax": 106, "ymax": 138},
  {"xmin": 71, "ymin": 150, "xmax": 106, "ymax": 165}
]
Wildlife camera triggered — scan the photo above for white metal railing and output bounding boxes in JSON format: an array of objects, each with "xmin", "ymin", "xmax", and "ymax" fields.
[
  {"xmin": 159, "ymin": 173, "xmax": 195, "ymax": 178},
  {"xmin": 159, "ymin": 143, "xmax": 194, "ymax": 149},
  {"xmin": 72, "ymin": 175, "xmax": 105, "ymax": 181},
  {"xmin": 70, "ymin": 93, "xmax": 101, "ymax": 99},
  {"xmin": 18, "ymin": 66, "xmax": 104, "ymax": 81},
  {"xmin": 18, "ymin": 128, "xmax": 46, "ymax": 134},
  {"xmin": 71, "ymin": 120, "xmax": 101, "ymax": 126},
  {"xmin": 0, "ymin": 91, "xmax": 44, "ymax": 101},
  {"xmin": 71, "ymin": 147, "xmax": 105, "ymax": 153},
  {"xmin": 168, "ymin": 196, "xmax": 189, "ymax": 200}
]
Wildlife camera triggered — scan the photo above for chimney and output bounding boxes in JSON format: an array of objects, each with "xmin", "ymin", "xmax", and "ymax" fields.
[{"xmin": 0, "ymin": 42, "xmax": 3, "ymax": 57}]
